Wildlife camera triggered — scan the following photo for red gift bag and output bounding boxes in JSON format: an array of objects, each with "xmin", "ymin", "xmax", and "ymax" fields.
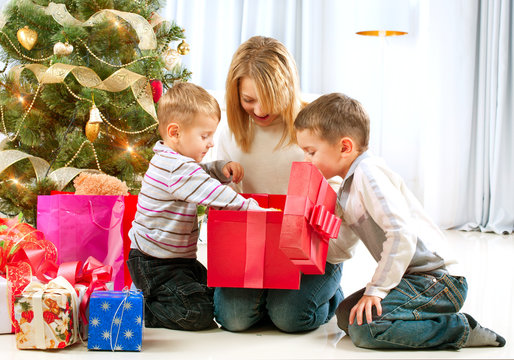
[
  {"xmin": 207, "ymin": 194, "xmax": 301, "ymax": 289},
  {"xmin": 36, "ymin": 194, "xmax": 136, "ymax": 290}
]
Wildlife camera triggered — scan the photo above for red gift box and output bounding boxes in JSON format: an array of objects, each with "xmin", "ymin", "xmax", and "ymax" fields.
[
  {"xmin": 280, "ymin": 162, "xmax": 341, "ymax": 274},
  {"xmin": 207, "ymin": 194, "xmax": 301, "ymax": 289},
  {"xmin": 207, "ymin": 162, "xmax": 341, "ymax": 289}
]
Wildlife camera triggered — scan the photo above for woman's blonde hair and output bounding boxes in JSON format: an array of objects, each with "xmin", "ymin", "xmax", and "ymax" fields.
[{"xmin": 225, "ymin": 36, "xmax": 303, "ymax": 152}]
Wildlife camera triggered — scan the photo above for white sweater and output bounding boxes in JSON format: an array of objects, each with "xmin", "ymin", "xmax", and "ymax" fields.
[{"xmin": 214, "ymin": 118, "xmax": 304, "ymax": 194}]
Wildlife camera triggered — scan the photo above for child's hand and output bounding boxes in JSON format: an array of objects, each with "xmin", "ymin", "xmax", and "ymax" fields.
[
  {"xmin": 222, "ymin": 161, "xmax": 244, "ymax": 184},
  {"xmin": 349, "ymin": 295, "xmax": 382, "ymax": 326}
]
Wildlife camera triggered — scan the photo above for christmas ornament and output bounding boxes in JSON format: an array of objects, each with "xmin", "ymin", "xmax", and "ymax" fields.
[
  {"xmin": 177, "ymin": 40, "xmax": 190, "ymax": 55},
  {"xmin": 53, "ymin": 42, "xmax": 74, "ymax": 56},
  {"xmin": 150, "ymin": 79, "xmax": 163, "ymax": 103},
  {"xmin": 17, "ymin": 26, "xmax": 38, "ymax": 51},
  {"xmin": 162, "ymin": 48, "xmax": 181, "ymax": 71},
  {"xmin": 85, "ymin": 104, "xmax": 103, "ymax": 142}
]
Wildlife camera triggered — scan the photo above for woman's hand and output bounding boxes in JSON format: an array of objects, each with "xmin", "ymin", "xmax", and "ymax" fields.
[
  {"xmin": 223, "ymin": 161, "xmax": 244, "ymax": 183},
  {"xmin": 349, "ymin": 295, "xmax": 382, "ymax": 326}
]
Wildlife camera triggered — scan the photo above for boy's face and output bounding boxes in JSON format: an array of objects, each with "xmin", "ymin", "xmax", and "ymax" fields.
[
  {"xmin": 171, "ymin": 113, "xmax": 218, "ymax": 162},
  {"xmin": 296, "ymin": 129, "xmax": 347, "ymax": 179}
]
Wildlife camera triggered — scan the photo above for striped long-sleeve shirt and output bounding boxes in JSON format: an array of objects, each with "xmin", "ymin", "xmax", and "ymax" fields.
[{"xmin": 129, "ymin": 141, "xmax": 262, "ymax": 259}]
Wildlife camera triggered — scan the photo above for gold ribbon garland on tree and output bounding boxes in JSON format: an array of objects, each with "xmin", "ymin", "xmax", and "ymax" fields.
[
  {"xmin": 0, "ymin": 149, "xmax": 101, "ymax": 189},
  {"xmin": 10, "ymin": 63, "xmax": 158, "ymax": 121},
  {"xmin": 26, "ymin": 0, "xmax": 158, "ymax": 50}
]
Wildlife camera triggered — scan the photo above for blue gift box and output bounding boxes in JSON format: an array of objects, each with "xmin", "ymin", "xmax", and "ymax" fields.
[{"xmin": 87, "ymin": 291, "xmax": 143, "ymax": 351}]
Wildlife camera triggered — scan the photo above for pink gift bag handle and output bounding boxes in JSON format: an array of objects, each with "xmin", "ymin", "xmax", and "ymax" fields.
[{"xmin": 88, "ymin": 198, "xmax": 125, "ymax": 231}]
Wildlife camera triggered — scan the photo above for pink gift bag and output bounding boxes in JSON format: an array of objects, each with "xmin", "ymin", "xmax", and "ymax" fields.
[{"xmin": 36, "ymin": 195, "xmax": 126, "ymax": 290}]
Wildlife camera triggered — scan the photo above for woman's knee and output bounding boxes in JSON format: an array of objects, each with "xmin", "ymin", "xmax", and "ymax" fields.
[
  {"xmin": 214, "ymin": 287, "xmax": 266, "ymax": 332},
  {"xmin": 216, "ymin": 314, "xmax": 254, "ymax": 332},
  {"xmin": 268, "ymin": 304, "xmax": 324, "ymax": 333}
]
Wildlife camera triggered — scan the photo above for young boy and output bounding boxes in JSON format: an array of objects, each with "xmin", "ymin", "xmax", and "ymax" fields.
[
  {"xmin": 294, "ymin": 93, "xmax": 505, "ymax": 349},
  {"xmin": 127, "ymin": 82, "xmax": 264, "ymax": 331}
]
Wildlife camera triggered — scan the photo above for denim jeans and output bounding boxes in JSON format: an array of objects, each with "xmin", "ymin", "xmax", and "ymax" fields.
[
  {"xmin": 127, "ymin": 249, "xmax": 214, "ymax": 331},
  {"xmin": 214, "ymin": 262, "xmax": 344, "ymax": 333},
  {"xmin": 338, "ymin": 270, "xmax": 470, "ymax": 349}
]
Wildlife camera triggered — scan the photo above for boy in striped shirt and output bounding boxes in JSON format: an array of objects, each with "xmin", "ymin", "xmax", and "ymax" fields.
[{"xmin": 127, "ymin": 82, "xmax": 264, "ymax": 331}]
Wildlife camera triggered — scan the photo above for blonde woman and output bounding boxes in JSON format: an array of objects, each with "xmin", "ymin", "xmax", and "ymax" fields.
[{"xmin": 213, "ymin": 36, "xmax": 344, "ymax": 333}]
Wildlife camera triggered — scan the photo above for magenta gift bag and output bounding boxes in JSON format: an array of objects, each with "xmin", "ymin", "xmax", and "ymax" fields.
[{"xmin": 36, "ymin": 195, "xmax": 125, "ymax": 290}]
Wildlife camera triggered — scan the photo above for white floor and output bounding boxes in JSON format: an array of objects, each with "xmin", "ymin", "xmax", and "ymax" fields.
[{"xmin": 1, "ymin": 230, "xmax": 513, "ymax": 359}]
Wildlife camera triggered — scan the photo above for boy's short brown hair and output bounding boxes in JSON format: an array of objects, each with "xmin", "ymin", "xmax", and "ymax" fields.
[
  {"xmin": 294, "ymin": 93, "xmax": 370, "ymax": 151},
  {"xmin": 157, "ymin": 82, "xmax": 221, "ymax": 138}
]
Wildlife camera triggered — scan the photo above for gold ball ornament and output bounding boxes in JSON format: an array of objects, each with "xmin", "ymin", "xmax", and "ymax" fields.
[
  {"xmin": 85, "ymin": 104, "xmax": 103, "ymax": 142},
  {"xmin": 17, "ymin": 26, "xmax": 38, "ymax": 51},
  {"xmin": 53, "ymin": 41, "xmax": 73, "ymax": 56},
  {"xmin": 162, "ymin": 48, "xmax": 181, "ymax": 71},
  {"xmin": 177, "ymin": 40, "xmax": 190, "ymax": 55}
]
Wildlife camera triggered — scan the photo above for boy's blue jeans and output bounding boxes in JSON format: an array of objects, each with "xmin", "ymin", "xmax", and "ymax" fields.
[
  {"xmin": 214, "ymin": 262, "xmax": 344, "ymax": 333},
  {"xmin": 127, "ymin": 249, "xmax": 214, "ymax": 331},
  {"xmin": 338, "ymin": 270, "xmax": 470, "ymax": 349}
]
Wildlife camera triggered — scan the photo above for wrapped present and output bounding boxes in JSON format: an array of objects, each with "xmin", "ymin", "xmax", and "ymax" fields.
[
  {"xmin": 87, "ymin": 290, "xmax": 143, "ymax": 351},
  {"xmin": 207, "ymin": 194, "xmax": 302, "ymax": 289},
  {"xmin": 0, "ymin": 217, "xmax": 58, "ymax": 333},
  {"xmin": 279, "ymin": 162, "xmax": 341, "ymax": 274},
  {"xmin": 207, "ymin": 162, "xmax": 341, "ymax": 289},
  {"xmin": 14, "ymin": 276, "xmax": 79, "ymax": 349},
  {"xmin": 56, "ymin": 257, "xmax": 113, "ymax": 340}
]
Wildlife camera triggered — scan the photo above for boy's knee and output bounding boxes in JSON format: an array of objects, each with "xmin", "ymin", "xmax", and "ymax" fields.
[
  {"xmin": 348, "ymin": 323, "xmax": 377, "ymax": 349},
  {"xmin": 178, "ymin": 306, "xmax": 215, "ymax": 330}
]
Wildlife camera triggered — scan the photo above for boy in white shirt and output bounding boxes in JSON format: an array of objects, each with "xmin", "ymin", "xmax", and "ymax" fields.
[{"xmin": 294, "ymin": 92, "xmax": 505, "ymax": 349}]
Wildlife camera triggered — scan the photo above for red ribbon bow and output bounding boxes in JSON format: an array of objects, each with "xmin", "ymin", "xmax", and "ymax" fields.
[
  {"xmin": 309, "ymin": 204, "xmax": 342, "ymax": 240},
  {"xmin": 57, "ymin": 257, "xmax": 113, "ymax": 323}
]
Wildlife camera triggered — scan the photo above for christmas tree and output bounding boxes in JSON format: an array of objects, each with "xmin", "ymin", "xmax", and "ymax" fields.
[{"xmin": 0, "ymin": 0, "xmax": 191, "ymax": 224}]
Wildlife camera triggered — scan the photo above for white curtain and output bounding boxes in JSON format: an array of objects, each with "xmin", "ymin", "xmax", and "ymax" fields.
[
  {"xmin": 162, "ymin": 0, "xmax": 513, "ymax": 234},
  {"xmin": 0, "ymin": 0, "xmax": 511, "ymax": 233}
]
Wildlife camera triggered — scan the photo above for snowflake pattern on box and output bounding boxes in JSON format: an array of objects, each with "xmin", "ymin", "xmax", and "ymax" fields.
[{"xmin": 87, "ymin": 291, "xmax": 143, "ymax": 351}]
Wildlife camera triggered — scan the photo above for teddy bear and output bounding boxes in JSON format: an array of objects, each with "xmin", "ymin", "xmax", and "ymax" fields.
[{"xmin": 73, "ymin": 172, "xmax": 129, "ymax": 196}]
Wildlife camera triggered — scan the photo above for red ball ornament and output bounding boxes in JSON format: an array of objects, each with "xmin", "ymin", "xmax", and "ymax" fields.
[{"xmin": 150, "ymin": 79, "xmax": 163, "ymax": 103}]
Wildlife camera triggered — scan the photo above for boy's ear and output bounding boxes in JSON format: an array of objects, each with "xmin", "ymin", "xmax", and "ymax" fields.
[
  {"xmin": 340, "ymin": 137, "xmax": 354, "ymax": 154},
  {"xmin": 167, "ymin": 123, "xmax": 180, "ymax": 139}
]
